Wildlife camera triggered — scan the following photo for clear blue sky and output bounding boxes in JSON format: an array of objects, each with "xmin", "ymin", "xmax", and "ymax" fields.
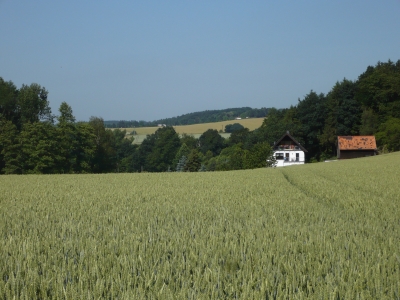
[{"xmin": 1, "ymin": 1, "xmax": 399, "ymax": 122}]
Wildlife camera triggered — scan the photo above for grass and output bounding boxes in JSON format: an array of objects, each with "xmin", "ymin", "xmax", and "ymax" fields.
[{"xmin": 1, "ymin": 152, "xmax": 399, "ymax": 299}]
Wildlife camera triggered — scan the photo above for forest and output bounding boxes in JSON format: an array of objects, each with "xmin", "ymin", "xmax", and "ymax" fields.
[
  {"xmin": 1, "ymin": 59, "xmax": 399, "ymax": 174},
  {"xmin": 104, "ymin": 107, "xmax": 269, "ymax": 128}
]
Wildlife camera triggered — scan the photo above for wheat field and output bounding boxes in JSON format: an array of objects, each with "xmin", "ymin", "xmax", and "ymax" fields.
[
  {"xmin": 122, "ymin": 118, "xmax": 264, "ymax": 135},
  {"xmin": 1, "ymin": 153, "xmax": 399, "ymax": 299}
]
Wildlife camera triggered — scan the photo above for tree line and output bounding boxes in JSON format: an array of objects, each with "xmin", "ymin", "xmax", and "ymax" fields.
[
  {"xmin": 257, "ymin": 60, "xmax": 400, "ymax": 161},
  {"xmin": 1, "ymin": 59, "xmax": 399, "ymax": 174},
  {"xmin": 0, "ymin": 78, "xmax": 274, "ymax": 174},
  {"xmin": 104, "ymin": 107, "xmax": 269, "ymax": 128}
]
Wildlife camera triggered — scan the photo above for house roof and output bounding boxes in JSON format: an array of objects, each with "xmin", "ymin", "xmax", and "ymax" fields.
[
  {"xmin": 274, "ymin": 131, "xmax": 308, "ymax": 152},
  {"xmin": 337, "ymin": 136, "xmax": 377, "ymax": 150}
]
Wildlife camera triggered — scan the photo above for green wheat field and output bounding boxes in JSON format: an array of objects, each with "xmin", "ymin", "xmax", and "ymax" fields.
[{"xmin": 1, "ymin": 153, "xmax": 399, "ymax": 299}]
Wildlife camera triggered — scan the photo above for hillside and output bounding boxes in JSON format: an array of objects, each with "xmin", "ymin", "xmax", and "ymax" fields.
[
  {"xmin": 1, "ymin": 153, "xmax": 399, "ymax": 298},
  {"xmin": 123, "ymin": 118, "xmax": 265, "ymax": 144},
  {"xmin": 104, "ymin": 107, "xmax": 269, "ymax": 128},
  {"xmin": 123, "ymin": 118, "xmax": 264, "ymax": 134}
]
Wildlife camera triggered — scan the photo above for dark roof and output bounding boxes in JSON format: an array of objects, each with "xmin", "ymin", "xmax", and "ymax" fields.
[
  {"xmin": 274, "ymin": 131, "xmax": 308, "ymax": 152},
  {"xmin": 337, "ymin": 136, "xmax": 377, "ymax": 150}
]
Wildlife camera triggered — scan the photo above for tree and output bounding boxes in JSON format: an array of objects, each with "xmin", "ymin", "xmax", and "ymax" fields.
[
  {"xmin": 173, "ymin": 143, "xmax": 191, "ymax": 168},
  {"xmin": 0, "ymin": 117, "xmax": 20, "ymax": 174},
  {"xmin": 225, "ymin": 123, "xmax": 245, "ymax": 133},
  {"xmin": 17, "ymin": 83, "xmax": 53, "ymax": 127},
  {"xmin": 56, "ymin": 102, "xmax": 78, "ymax": 173},
  {"xmin": 375, "ymin": 118, "xmax": 400, "ymax": 152},
  {"xmin": 144, "ymin": 126, "xmax": 181, "ymax": 172},
  {"xmin": 356, "ymin": 60, "xmax": 400, "ymax": 119},
  {"xmin": 58, "ymin": 102, "xmax": 76, "ymax": 124},
  {"xmin": 111, "ymin": 129, "xmax": 136, "ymax": 173},
  {"xmin": 89, "ymin": 117, "xmax": 115, "ymax": 173},
  {"xmin": 359, "ymin": 108, "xmax": 379, "ymax": 135},
  {"xmin": 199, "ymin": 164, "xmax": 206, "ymax": 172},
  {"xmin": 0, "ymin": 78, "xmax": 18, "ymax": 124},
  {"xmin": 296, "ymin": 91, "xmax": 327, "ymax": 161},
  {"xmin": 180, "ymin": 134, "xmax": 198, "ymax": 149},
  {"xmin": 243, "ymin": 142, "xmax": 274, "ymax": 169},
  {"xmin": 74, "ymin": 122, "xmax": 97, "ymax": 173},
  {"xmin": 176, "ymin": 155, "xmax": 187, "ymax": 172},
  {"xmin": 320, "ymin": 79, "xmax": 361, "ymax": 156},
  {"xmin": 198, "ymin": 129, "xmax": 225, "ymax": 156},
  {"xmin": 228, "ymin": 128, "xmax": 250, "ymax": 146},
  {"xmin": 18, "ymin": 122, "xmax": 61, "ymax": 174},
  {"xmin": 255, "ymin": 107, "xmax": 301, "ymax": 148},
  {"xmin": 135, "ymin": 133, "xmax": 156, "ymax": 172},
  {"xmin": 213, "ymin": 145, "xmax": 247, "ymax": 171},
  {"xmin": 184, "ymin": 149, "xmax": 202, "ymax": 172}
]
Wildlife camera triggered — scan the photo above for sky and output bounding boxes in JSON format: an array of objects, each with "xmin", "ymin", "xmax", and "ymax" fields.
[{"xmin": 1, "ymin": 1, "xmax": 400, "ymax": 122}]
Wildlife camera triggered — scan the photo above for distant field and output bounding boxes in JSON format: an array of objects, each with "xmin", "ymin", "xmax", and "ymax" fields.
[
  {"xmin": 1, "ymin": 152, "xmax": 399, "ymax": 298},
  {"xmin": 121, "ymin": 118, "xmax": 264, "ymax": 135}
]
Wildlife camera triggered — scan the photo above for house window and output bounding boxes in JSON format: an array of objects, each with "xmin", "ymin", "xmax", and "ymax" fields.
[
  {"xmin": 296, "ymin": 153, "xmax": 299, "ymax": 162},
  {"xmin": 275, "ymin": 153, "xmax": 284, "ymax": 160},
  {"xmin": 285, "ymin": 153, "xmax": 289, "ymax": 161}
]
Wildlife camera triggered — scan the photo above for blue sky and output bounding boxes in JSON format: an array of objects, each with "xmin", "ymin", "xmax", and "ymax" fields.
[{"xmin": 1, "ymin": 1, "xmax": 399, "ymax": 122}]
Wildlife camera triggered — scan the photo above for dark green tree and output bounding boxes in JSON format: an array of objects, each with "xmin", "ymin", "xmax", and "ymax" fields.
[
  {"xmin": 0, "ymin": 117, "xmax": 20, "ymax": 174},
  {"xmin": 254, "ymin": 107, "xmax": 301, "ymax": 148},
  {"xmin": 18, "ymin": 122, "xmax": 61, "ymax": 174},
  {"xmin": 228, "ymin": 128, "xmax": 250, "ymax": 147},
  {"xmin": 144, "ymin": 126, "xmax": 181, "ymax": 172},
  {"xmin": 56, "ymin": 102, "xmax": 78, "ymax": 173},
  {"xmin": 296, "ymin": 91, "xmax": 327, "ymax": 161},
  {"xmin": 243, "ymin": 142, "xmax": 273, "ymax": 169},
  {"xmin": 356, "ymin": 60, "xmax": 400, "ymax": 120},
  {"xmin": 225, "ymin": 123, "xmax": 245, "ymax": 133},
  {"xmin": 198, "ymin": 129, "xmax": 225, "ymax": 155},
  {"xmin": 74, "ymin": 122, "xmax": 97, "ymax": 173},
  {"xmin": 184, "ymin": 149, "xmax": 202, "ymax": 172},
  {"xmin": 375, "ymin": 118, "xmax": 400, "ymax": 152},
  {"xmin": 111, "ymin": 129, "xmax": 136, "ymax": 172},
  {"xmin": 320, "ymin": 79, "xmax": 361, "ymax": 156},
  {"xmin": 214, "ymin": 144, "xmax": 247, "ymax": 171},
  {"xmin": 135, "ymin": 133, "xmax": 156, "ymax": 172},
  {"xmin": 0, "ymin": 78, "xmax": 18, "ymax": 124},
  {"xmin": 17, "ymin": 83, "xmax": 53, "ymax": 127},
  {"xmin": 89, "ymin": 116, "xmax": 115, "ymax": 173},
  {"xmin": 359, "ymin": 108, "xmax": 379, "ymax": 135},
  {"xmin": 180, "ymin": 133, "xmax": 198, "ymax": 149}
]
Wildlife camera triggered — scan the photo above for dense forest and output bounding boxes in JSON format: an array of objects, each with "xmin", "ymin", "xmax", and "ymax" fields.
[
  {"xmin": 104, "ymin": 107, "xmax": 269, "ymax": 128},
  {"xmin": 1, "ymin": 59, "xmax": 399, "ymax": 174},
  {"xmin": 260, "ymin": 59, "xmax": 400, "ymax": 161}
]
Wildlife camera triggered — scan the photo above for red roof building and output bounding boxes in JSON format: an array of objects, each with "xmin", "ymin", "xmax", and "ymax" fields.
[{"xmin": 337, "ymin": 136, "xmax": 377, "ymax": 159}]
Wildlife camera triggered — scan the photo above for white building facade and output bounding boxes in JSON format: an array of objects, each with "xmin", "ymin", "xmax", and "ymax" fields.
[{"xmin": 272, "ymin": 132, "xmax": 307, "ymax": 167}]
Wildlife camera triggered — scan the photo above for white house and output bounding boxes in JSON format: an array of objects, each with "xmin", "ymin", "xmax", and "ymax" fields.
[{"xmin": 272, "ymin": 131, "xmax": 307, "ymax": 167}]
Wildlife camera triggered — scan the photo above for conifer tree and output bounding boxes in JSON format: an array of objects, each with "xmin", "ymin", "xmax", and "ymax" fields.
[
  {"xmin": 184, "ymin": 149, "xmax": 202, "ymax": 172},
  {"xmin": 176, "ymin": 155, "xmax": 187, "ymax": 172}
]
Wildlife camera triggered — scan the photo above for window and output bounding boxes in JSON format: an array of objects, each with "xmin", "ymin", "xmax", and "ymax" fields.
[{"xmin": 275, "ymin": 153, "xmax": 284, "ymax": 160}]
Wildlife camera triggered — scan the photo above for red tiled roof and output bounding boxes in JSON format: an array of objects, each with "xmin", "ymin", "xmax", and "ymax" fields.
[{"xmin": 337, "ymin": 136, "xmax": 377, "ymax": 150}]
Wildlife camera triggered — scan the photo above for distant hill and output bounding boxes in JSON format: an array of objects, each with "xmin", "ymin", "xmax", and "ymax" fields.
[
  {"xmin": 104, "ymin": 107, "xmax": 269, "ymax": 128},
  {"xmin": 120, "ymin": 118, "xmax": 265, "ymax": 144}
]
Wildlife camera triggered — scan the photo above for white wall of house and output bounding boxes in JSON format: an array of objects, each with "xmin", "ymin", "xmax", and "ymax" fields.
[{"xmin": 273, "ymin": 150, "xmax": 305, "ymax": 167}]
